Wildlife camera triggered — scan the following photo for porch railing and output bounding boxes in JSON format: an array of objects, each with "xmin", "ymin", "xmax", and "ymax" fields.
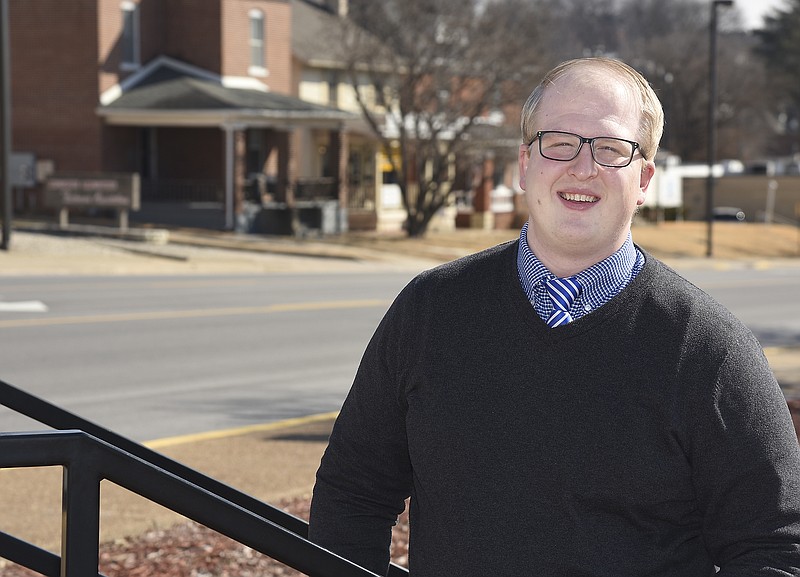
[
  {"xmin": 141, "ymin": 179, "xmax": 224, "ymax": 203},
  {"xmin": 0, "ymin": 379, "xmax": 409, "ymax": 577}
]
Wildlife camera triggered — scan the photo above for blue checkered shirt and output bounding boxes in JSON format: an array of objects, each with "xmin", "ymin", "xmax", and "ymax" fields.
[{"xmin": 516, "ymin": 222, "xmax": 645, "ymax": 323}]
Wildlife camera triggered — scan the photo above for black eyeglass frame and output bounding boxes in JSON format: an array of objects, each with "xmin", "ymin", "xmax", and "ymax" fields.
[{"xmin": 529, "ymin": 130, "xmax": 646, "ymax": 168}]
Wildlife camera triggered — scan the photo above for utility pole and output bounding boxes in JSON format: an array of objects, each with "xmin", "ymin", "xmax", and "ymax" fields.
[
  {"xmin": 0, "ymin": 0, "xmax": 11, "ymax": 251},
  {"xmin": 705, "ymin": 0, "xmax": 733, "ymax": 258}
]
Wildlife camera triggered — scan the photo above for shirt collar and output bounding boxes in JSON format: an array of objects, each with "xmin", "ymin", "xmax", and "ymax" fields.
[{"xmin": 516, "ymin": 221, "xmax": 640, "ymax": 310}]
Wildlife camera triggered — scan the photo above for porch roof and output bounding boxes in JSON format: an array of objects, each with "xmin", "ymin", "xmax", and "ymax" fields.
[{"xmin": 97, "ymin": 59, "xmax": 357, "ymax": 129}]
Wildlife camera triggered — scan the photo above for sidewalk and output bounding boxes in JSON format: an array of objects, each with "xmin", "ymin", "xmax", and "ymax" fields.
[{"xmin": 0, "ymin": 224, "xmax": 443, "ymax": 276}]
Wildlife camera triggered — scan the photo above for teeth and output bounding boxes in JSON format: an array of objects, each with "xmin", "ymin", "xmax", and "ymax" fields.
[{"xmin": 561, "ymin": 192, "xmax": 598, "ymax": 203}]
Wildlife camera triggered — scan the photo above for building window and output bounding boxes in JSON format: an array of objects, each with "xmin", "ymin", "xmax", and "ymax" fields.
[
  {"xmin": 249, "ymin": 9, "xmax": 266, "ymax": 76},
  {"xmin": 121, "ymin": 1, "xmax": 140, "ymax": 70},
  {"xmin": 328, "ymin": 71, "xmax": 339, "ymax": 106}
]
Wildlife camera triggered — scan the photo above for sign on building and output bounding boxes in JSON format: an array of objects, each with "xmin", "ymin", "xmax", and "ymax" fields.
[
  {"xmin": 9, "ymin": 152, "xmax": 36, "ymax": 187},
  {"xmin": 44, "ymin": 172, "xmax": 140, "ymax": 229}
]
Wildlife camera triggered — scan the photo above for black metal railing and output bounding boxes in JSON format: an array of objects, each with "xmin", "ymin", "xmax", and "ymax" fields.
[
  {"xmin": 0, "ymin": 379, "xmax": 409, "ymax": 577},
  {"xmin": 141, "ymin": 178, "xmax": 224, "ymax": 203},
  {"xmin": 295, "ymin": 177, "xmax": 338, "ymax": 201},
  {"xmin": 0, "ymin": 530, "xmax": 73, "ymax": 577},
  {"xmin": 347, "ymin": 182, "xmax": 376, "ymax": 211}
]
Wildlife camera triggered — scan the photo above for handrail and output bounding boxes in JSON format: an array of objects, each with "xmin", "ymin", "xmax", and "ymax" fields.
[
  {"xmin": 0, "ymin": 530, "xmax": 86, "ymax": 577},
  {"xmin": 0, "ymin": 379, "xmax": 309, "ymax": 535},
  {"xmin": 0, "ymin": 379, "xmax": 409, "ymax": 576},
  {"xmin": 0, "ymin": 429, "xmax": 379, "ymax": 577}
]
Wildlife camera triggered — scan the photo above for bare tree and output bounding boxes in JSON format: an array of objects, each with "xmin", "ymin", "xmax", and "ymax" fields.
[
  {"xmin": 493, "ymin": 0, "xmax": 773, "ymax": 164},
  {"xmin": 334, "ymin": 0, "xmax": 782, "ymax": 237},
  {"xmin": 603, "ymin": 0, "xmax": 770, "ymax": 164},
  {"xmin": 754, "ymin": 0, "xmax": 800, "ymax": 157},
  {"xmin": 342, "ymin": 0, "xmax": 550, "ymax": 237}
]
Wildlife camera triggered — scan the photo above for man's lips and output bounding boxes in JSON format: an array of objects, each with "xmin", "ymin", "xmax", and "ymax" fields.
[{"xmin": 559, "ymin": 191, "xmax": 599, "ymax": 203}]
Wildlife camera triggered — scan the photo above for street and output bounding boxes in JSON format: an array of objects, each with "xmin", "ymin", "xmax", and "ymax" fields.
[
  {"xmin": 1, "ymin": 263, "xmax": 799, "ymax": 442},
  {"xmin": 0, "ymin": 272, "xmax": 414, "ymax": 441},
  {"xmin": 679, "ymin": 264, "xmax": 800, "ymax": 347}
]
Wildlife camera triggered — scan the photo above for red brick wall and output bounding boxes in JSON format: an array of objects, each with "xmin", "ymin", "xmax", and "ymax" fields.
[
  {"xmin": 10, "ymin": 0, "xmax": 296, "ymax": 196},
  {"xmin": 221, "ymin": 0, "xmax": 291, "ymax": 93},
  {"xmin": 98, "ymin": 0, "xmax": 166, "ymax": 94},
  {"xmin": 139, "ymin": 0, "xmax": 166, "ymax": 65},
  {"xmin": 10, "ymin": 0, "xmax": 105, "ymax": 171},
  {"xmin": 98, "ymin": 0, "xmax": 124, "ymax": 94},
  {"xmin": 163, "ymin": 0, "xmax": 223, "ymax": 72}
]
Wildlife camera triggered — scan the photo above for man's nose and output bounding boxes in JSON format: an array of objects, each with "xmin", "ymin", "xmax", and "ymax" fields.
[{"xmin": 568, "ymin": 144, "xmax": 599, "ymax": 178}]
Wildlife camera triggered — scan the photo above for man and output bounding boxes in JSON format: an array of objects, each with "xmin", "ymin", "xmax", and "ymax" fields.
[{"xmin": 309, "ymin": 57, "xmax": 800, "ymax": 576}]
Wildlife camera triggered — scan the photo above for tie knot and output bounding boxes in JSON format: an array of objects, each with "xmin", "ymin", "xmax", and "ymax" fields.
[{"xmin": 545, "ymin": 276, "xmax": 581, "ymax": 327}]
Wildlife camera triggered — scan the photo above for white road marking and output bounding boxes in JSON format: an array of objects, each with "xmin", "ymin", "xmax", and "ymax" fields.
[{"xmin": 0, "ymin": 300, "xmax": 49, "ymax": 313}]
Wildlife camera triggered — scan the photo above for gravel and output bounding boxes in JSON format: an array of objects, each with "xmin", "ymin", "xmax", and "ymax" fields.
[{"xmin": 1, "ymin": 496, "xmax": 410, "ymax": 576}]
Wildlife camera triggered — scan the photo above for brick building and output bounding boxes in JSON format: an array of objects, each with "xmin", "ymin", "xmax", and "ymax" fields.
[{"xmin": 8, "ymin": 0, "xmax": 370, "ymax": 232}]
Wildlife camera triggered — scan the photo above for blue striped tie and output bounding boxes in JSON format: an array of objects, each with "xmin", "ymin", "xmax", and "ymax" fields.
[{"xmin": 546, "ymin": 276, "xmax": 581, "ymax": 328}]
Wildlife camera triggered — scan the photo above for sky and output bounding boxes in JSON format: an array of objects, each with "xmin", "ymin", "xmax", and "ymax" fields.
[{"xmin": 739, "ymin": 0, "xmax": 787, "ymax": 29}]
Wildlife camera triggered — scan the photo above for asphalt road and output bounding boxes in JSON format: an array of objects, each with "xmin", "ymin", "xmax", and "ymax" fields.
[
  {"xmin": 1, "ymin": 263, "xmax": 799, "ymax": 442},
  {"xmin": 679, "ymin": 264, "xmax": 800, "ymax": 347},
  {"xmin": 0, "ymin": 271, "xmax": 414, "ymax": 441}
]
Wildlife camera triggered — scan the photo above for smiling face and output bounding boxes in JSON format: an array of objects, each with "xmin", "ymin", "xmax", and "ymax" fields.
[{"xmin": 518, "ymin": 66, "xmax": 656, "ymax": 276}]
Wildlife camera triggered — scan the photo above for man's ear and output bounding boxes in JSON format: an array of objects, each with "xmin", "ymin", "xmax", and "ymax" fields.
[
  {"xmin": 637, "ymin": 162, "xmax": 656, "ymax": 205},
  {"xmin": 518, "ymin": 144, "xmax": 530, "ymax": 191}
]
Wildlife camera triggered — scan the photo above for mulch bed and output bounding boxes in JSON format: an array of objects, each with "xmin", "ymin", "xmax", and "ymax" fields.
[{"xmin": 1, "ymin": 496, "xmax": 410, "ymax": 576}]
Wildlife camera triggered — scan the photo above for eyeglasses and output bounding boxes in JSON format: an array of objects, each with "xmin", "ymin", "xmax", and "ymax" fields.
[{"xmin": 529, "ymin": 130, "xmax": 644, "ymax": 168}]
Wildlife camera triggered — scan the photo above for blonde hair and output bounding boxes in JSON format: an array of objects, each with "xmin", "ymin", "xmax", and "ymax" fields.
[{"xmin": 520, "ymin": 57, "xmax": 664, "ymax": 161}]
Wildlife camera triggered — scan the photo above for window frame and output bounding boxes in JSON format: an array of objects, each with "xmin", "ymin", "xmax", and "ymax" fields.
[
  {"xmin": 120, "ymin": 1, "xmax": 141, "ymax": 71},
  {"xmin": 248, "ymin": 8, "xmax": 267, "ymax": 77}
]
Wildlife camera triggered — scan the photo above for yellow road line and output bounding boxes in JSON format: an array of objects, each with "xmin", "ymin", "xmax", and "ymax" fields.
[
  {"xmin": 0, "ymin": 299, "xmax": 390, "ymax": 329},
  {"xmin": 144, "ymin": 411, "xmax": 340, "ymax": 449}
]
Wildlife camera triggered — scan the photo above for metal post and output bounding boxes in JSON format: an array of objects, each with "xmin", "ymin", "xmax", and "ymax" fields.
[
  {"xmin": 0, "ymin": 0, "xmax": 12, "ymax": 251},
  {"xmin": 61, "ymin": 461, "xmax": 101, "ymax": 577},
  {"xmin": 706, "ymin": 0, "xmax": 733, "ymax": 257},
  {"xmin": 765, "ymin": 179, "xmax": 778, "ymax": 224},
  {"xmin": 224, "ymin": 125, "xmax": 235, "ymax": 231}
]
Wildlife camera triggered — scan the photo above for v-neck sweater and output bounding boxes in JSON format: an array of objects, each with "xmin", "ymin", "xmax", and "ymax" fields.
[{"xmin": 310, "ymin": 240, "xmax": 800, "ymax": 577}]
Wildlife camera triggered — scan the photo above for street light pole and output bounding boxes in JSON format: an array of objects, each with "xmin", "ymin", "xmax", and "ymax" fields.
[
  {"xmin": 0, "ymin": 0, "xmax": 11, "ymax": 251},
  {"xmin": 706, "ymin": 0, "xmax": 733, "ymax": 258}
]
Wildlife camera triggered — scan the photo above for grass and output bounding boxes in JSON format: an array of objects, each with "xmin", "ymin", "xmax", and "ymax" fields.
[{"xmin": 347, "ymin": 221, "xmax": 800, "ymax": 263}]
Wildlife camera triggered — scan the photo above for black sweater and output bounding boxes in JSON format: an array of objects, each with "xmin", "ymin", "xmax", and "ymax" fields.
[{"xmin": 310, "ymin": 241, "xmax": 800, "ymax": 576}]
